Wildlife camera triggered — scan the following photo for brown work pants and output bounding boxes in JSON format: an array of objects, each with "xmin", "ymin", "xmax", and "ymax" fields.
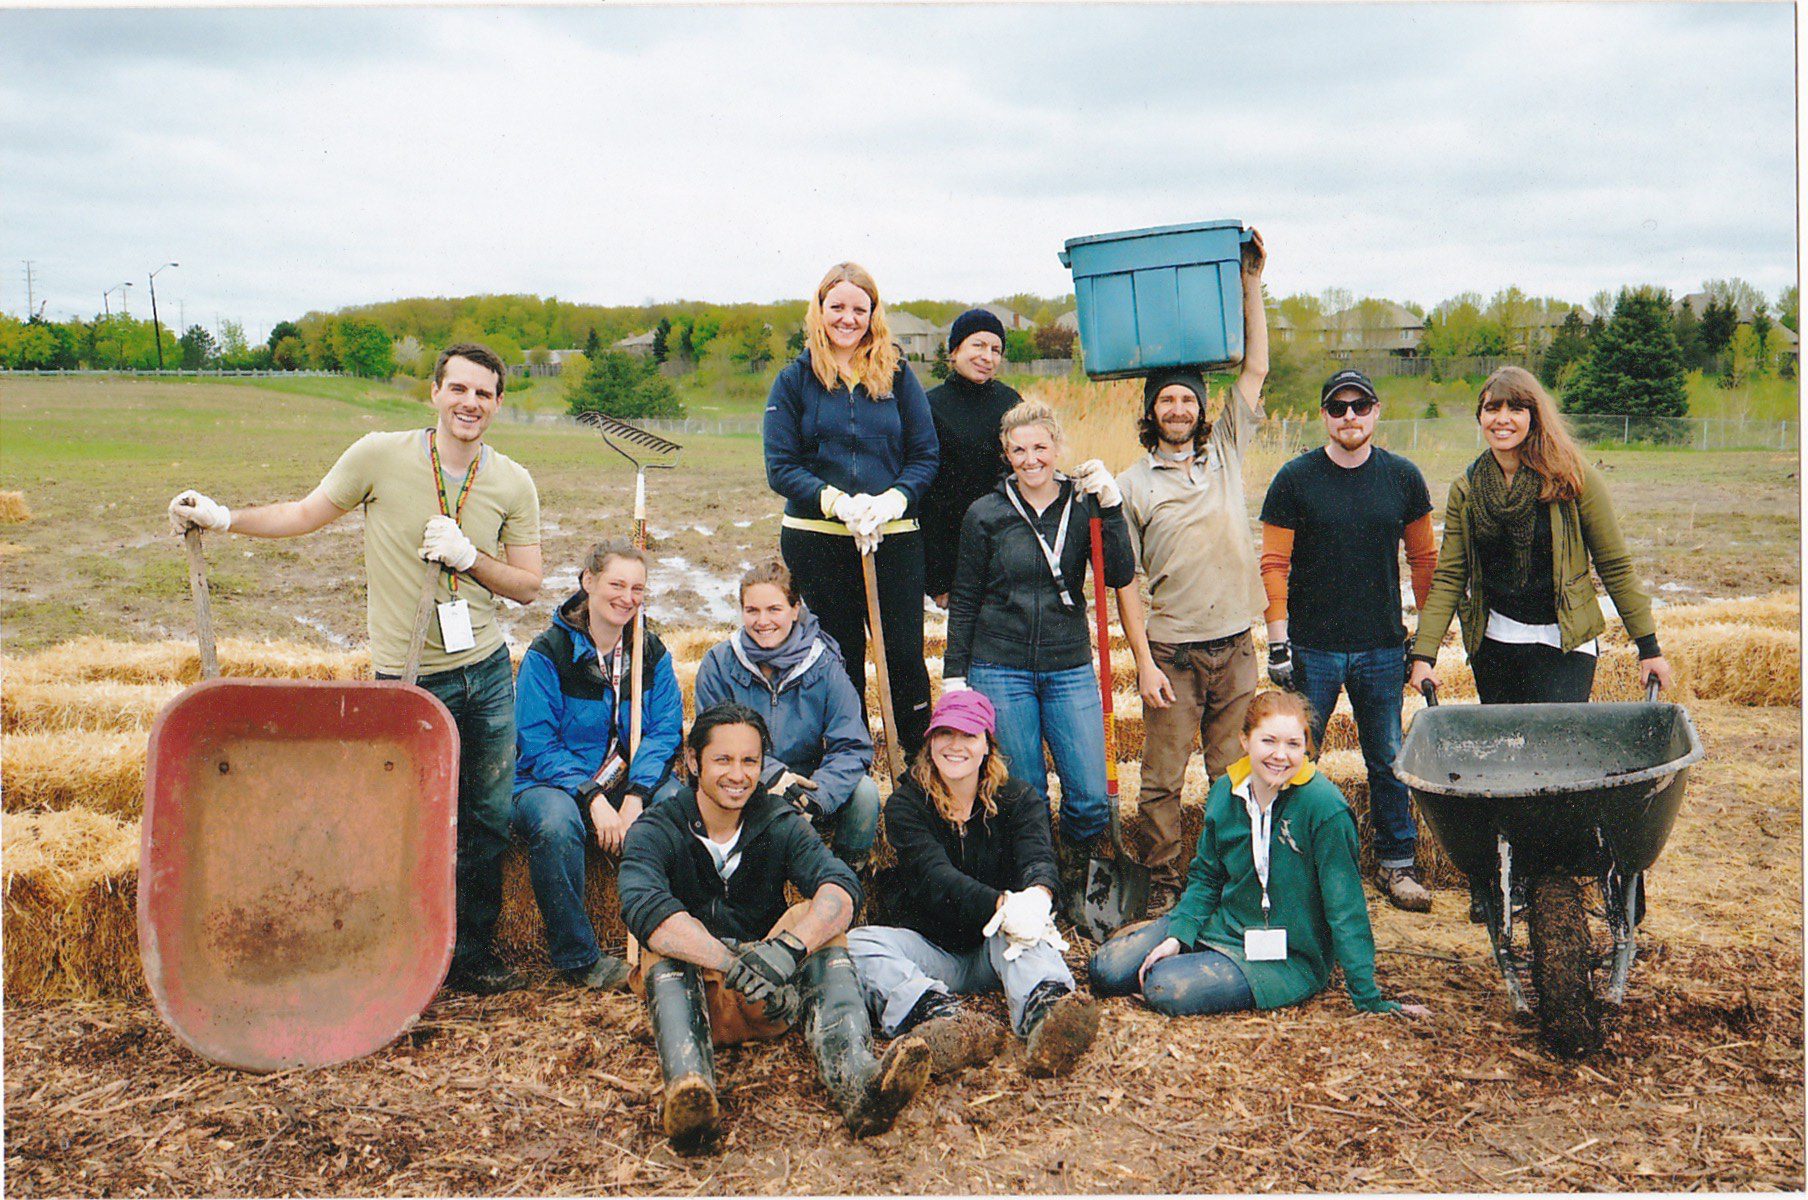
[
  {"xmin": 628, "ymin": 902, "xmax": 843, "ymax": 1046},
  {"xmin": 1133, "ymin": 632, "xmax": 1257, "ymax": 881}
]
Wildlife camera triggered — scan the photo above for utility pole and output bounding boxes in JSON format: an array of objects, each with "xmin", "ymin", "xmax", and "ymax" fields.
[
  {"xmin": 23, "ymin": 261, "xmax": 36, "ymax": 318},
  {"xmin": 149, "ymin": 262, "xmax": 178, "ymax": 369}
]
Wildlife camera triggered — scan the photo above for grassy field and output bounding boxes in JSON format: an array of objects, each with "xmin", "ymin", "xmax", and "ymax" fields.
[{"xmin": 0, "ymin": 375, "xmax": 1797, "ymax": 655}]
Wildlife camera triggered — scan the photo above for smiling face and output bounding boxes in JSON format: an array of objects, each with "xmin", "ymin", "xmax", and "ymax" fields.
[
  {"xmin": 1004, "ymin": 421, "xmax": 1061, "ymax": 492},
  {"xmin": 951, "ymin": 331, "xmax": 1003, "ymax": 384},
  {"xmin": 1151, "ymin": 384, "xmax": 1202, "ymax": 448},
  {"xmin": 582, "ymin": 555, "xmax": 647, "ymax": 638},
  {"xmin": 1478, "ymin": 390, "xmax": 1533, "ymax": 454},
  {"xmin": 1242, "ymin": 712, "xmax": 1308, "ymax": 792},
  {"xmin": 928, "ymin": 727, "xmax": 988, "ymax": 787},
  {"xmin": 1322, "ymin": 388, "xmax": 1379, "ymax": 452},
  {"xmin": 740, "ymin": 581, "xmax": 800, "ymax": 650},
  {"xmin": 820, "ymin": 281, "xmax": 873, "ymax": 354},
  {"xmin": 688, "ymin": 721, "xmax": 764, "ymax": 823},
  {"xmin": 430, "ymin": 354, "xmax": 503, "ymax": 445}
]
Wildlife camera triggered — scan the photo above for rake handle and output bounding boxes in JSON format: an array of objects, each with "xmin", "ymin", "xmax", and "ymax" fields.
[
  {"xmin": 1090, "ymin": 515, "xmax": 1125, "ymax": 857},
  {"xmin": 861, "ymin": 550, "xmax": 904, "ymax": 785},
  {"xmin": 183, "ymin": 528, "xmax": 220, "ymax": 681},
  {"xmin": 630, "ymin": 469, "xmax": 647, "ymax": 762}
]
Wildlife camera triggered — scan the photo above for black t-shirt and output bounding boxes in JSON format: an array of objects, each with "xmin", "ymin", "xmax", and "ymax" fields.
[{"xmin": 1259, "ymin": 446, "xmax": 1433, "ymax": 652}]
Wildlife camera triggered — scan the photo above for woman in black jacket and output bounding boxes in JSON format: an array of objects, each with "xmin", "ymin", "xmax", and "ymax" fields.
[
  {"xmin": 847, "ymin": 690, "xmax": 1100, "ymax": 1078},
  {"xmin": 763, "ymin": 262, "xmax": 940, "ymax": 758},
  {"xmin": 920, "ymin": 308, "xmax": 1020, "ymax": 607},
  {"xmin": 944, "ymin": 398, "xmax": 1135, "ymax": 881}
]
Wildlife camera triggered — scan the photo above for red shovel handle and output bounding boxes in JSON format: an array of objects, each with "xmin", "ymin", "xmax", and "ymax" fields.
[{"xmin": 1090, "ymin": 516, "xmax": 1118, "ymax": 799}]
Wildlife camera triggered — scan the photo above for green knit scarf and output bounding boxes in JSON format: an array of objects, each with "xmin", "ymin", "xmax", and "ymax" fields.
[{"xmin": 1469, "ymin": 453, "xmax": 1543, "ymax": 594}]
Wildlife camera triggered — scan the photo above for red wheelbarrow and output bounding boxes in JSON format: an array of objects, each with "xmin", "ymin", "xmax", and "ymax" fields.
[{"xmin": 139, "ymin": 531, "xmax": 459, "ymax": 1072}]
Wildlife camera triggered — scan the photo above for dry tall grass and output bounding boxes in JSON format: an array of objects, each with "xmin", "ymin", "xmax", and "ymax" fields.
[
  {"xmin": 2, "ymin": 809, "xmax": 142, "ymax": 1001},
  {"xmin": 0, "ymin": 491, "xmax": 32, "ymax": 523}
]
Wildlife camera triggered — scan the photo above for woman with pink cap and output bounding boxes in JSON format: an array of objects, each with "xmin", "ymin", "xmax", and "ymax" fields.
[{"xmin": 846, "ymin": 690, "xmax": 1102, "ymax": 1079}]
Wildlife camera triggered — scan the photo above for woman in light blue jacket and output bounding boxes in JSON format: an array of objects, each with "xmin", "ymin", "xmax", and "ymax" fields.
[{"xmin": 693, "ymin": 559, "xmax": 880, "ymax": 872}]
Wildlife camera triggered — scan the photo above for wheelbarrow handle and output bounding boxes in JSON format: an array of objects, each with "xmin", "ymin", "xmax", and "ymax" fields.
[
  {"xmin": 183, "ymin": 528, "xmax": 221, "ymax": 681},
  {"xmin": 1644, "ymin": 677, "xmax": 1662, "ymax": 703},
  {"xmin": 1419, "ymin": 679, "xmax": 1439, "ymax": 707},
  {"xmin": 401, "ymin": 563, "xmax": 440, "ymax": 687}
]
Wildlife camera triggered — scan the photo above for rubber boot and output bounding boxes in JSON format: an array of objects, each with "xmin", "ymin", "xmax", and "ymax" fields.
[
  {"xmin": 1021, "ymin": 980, "xmax": 1102, "ymax": 1078},
  {"xmin": 644, "ymin": 959, "xmax": 720, "ymax": 1151},
  {"xmin": 799, "ymin": 947, "xmax": 932, "ymax": 1137}
]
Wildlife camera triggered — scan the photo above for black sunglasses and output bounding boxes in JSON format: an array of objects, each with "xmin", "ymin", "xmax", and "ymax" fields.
[{"xmin": 1321, "ymin": 398, "xmax": 1376, "ymax": 418}]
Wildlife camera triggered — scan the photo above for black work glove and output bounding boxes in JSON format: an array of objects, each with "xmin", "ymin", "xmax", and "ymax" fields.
[
  {"xmin": 1267, "ymin": 641, "xmax": 1294, "ymax": 689},
  {"xmin": 724, "ymin": 930, "xmax": 808, "ymax": 1004}
]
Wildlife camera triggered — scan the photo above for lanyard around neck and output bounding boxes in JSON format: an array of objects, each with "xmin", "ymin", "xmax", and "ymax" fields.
[
  {"xmin": 1243, "ymin": 788, "xmax": 1277, "ymax": 923},
  {"xmin": 428, "ymin": 430, "xmax": 481, "ymax": 594},
  {"xmin": 1004, "ymin": 477, "xmax": 1076, "ymax": 608}
]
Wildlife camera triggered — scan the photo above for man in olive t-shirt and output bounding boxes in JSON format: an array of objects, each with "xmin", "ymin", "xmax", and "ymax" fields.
[{"xmin": 168, "ymin": 343, "xmax": 543, "ymax": 993}]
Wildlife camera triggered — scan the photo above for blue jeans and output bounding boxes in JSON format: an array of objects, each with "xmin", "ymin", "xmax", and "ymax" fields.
[
  {"xmin": 382, "ymin": 645, "xmax": 515, "ymax": 970},
  {"xmin": 1293, "ymin": 644, "xmax": 1417, "ymax": 869},
  {"xmin": 810, "ymin": 776, "xmax": 882, "ymax": 864},
  {"xmin": 968, "ymin": 661, "xmax": 1108, "ymax": 845},
  {"xmin": 511, "ymin": 784, "xmax": 603, "ymax": 971},
  {"xmin": 1087, "ymin": 916, "xmax": 1255, "ymax": 1017}
]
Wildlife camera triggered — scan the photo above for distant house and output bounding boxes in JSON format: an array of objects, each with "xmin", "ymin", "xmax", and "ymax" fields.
[
  {"xmin": 1268, "ymin": 310, "xmax": 1294, "ymax": 342},
  {"xmin": 614, "ymin": 330, "xmax": 657, "ymax": 357},
  {"xmin": 887, "ymin": 309, "xmax": 942, "ymax": 361},
  {"xmin": 981, "ymin": 303, "xmax": 1034, "ymax": 332},
  {"xmin": 1674, "ymin": 293, "xmax": 1798, "ymax": 356},
  {"xmin": 546, "ymin": 348, "xmax": 586, "ymax": 367},
  {"xmin": 1324, "ymin": 302, "xmax": 1425, "ymax": 357},
  {"xmin": 1055, "ymin": 309, "xmax": 1079, "ymax": 333}
]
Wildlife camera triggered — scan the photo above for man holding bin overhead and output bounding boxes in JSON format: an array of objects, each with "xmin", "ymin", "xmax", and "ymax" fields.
[{"xmin": 1114, "ymin": 229, "xmax": 1270, "ymax": 917}]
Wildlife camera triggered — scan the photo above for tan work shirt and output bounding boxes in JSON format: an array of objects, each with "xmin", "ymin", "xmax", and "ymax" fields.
[
  {"xmin": 1116, "ymin": 383, "xmax": 1265, "ymax": 644},
  {"xmin": 321, "ymin": 429, "xmax": 540, "ymax": 675}
]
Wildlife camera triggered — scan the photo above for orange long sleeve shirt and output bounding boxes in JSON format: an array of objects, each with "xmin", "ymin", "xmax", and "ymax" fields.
[{"xmin": 1260, "ymin": 514, "xmax": 1437, "ymax": 626}]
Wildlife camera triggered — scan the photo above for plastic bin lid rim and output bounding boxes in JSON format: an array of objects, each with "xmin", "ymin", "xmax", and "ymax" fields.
[{"xmin": 1061, "ymin": 218, "xmax": 1247, "ymax": 251}]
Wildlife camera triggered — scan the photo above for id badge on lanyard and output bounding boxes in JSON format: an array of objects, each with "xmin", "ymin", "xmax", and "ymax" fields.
[
  {"xmin": 1004, "ymin": 478, "xmax": 1076, "ymax": 608},
  {"xmin": 429, "ymin": 431, "xmax": 482, "ymax": 653},
  {"xmin": 1243, "ymin": 793, "xmax": 1289, "ymax": 962}
]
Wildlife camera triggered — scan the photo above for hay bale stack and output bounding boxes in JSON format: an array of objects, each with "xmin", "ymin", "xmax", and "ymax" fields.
[
  {"xmin": 493, "ymin": 842, "xmax": 629, "ymax": 966},
  {"xmin": 3, "ymin": 731, "xmax": 145, "ymax": 817},
  {"xmin": 0, "ymin": 491, "xmax": 31, "ymax": 524},
  {"xmin": 2, "ymin": 809, "xmax": 143, "ymax": 1001},
  {"xmin": 2, "ymin": 681, "xmax": 179, "ymax": 734},
  {"xmin": 3, "ymin": 637, "xmax": 368, "ymax": 687}
]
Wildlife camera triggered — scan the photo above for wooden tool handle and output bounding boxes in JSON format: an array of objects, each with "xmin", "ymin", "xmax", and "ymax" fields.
[
  {"xmin": 861, "ymin": 550, "xmax": 904, "ymax": 785},
  {"xmin": 402, "ymin": 563, "xmax": 439, "ymax": 686},
  {"xmin": 183, "ymin": 528, "xmax": 220, "ymax": 680}
]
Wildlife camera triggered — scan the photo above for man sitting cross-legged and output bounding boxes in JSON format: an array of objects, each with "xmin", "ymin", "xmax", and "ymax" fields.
[{"xmin": 617, "ymin": 702, "xmax": 931, "ymax": 1151}]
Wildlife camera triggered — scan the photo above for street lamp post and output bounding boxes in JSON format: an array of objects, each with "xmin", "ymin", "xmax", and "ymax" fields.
[
  {"xmin": 149, "ymin": 262, "xmax": 179, "ymax": 370},
  {"xmin": 102, "ymin": 284, "xmax": 133, "ymax": 367}
]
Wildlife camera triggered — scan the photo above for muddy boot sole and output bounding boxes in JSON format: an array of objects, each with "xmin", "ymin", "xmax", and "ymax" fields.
[
  {"xmin": 661, "ymin": 1075, "xmax": 720, "ymax": 1152},
  {"xmin": 1025, "ymin": 992, "xmax": 1101, "ymax": 1078},
  {"xmin": 844, "ymin": 1036, "xmax": 931, "ymax": 1137},
  {"xmin": 912, "ymin": 1011, "xmax": 1006, "ymax": 1077}
]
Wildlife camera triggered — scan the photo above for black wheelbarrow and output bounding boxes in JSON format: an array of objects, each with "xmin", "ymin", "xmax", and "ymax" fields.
[{"xmin": 1395, "ymin": 680, "xmax": 1703, "ymax": 1057}]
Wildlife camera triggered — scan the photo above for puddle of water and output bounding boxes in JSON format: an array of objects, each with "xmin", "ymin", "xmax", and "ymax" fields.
[
  {"xmin": 652, "ymin": 555, "xmax": 740, "ymax": 625},
  {"xmin": 292, "ymin": 614, "xmax": 352, "ymax": 648}
]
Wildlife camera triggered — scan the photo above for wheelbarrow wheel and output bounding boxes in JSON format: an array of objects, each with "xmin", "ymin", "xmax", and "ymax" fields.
[{"xmin": 1526, "ymin": 875, "xmax": 1603, "ymax": 1059}]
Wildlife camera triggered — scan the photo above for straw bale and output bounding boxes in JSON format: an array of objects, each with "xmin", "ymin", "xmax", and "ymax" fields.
[
  {"xmin": 3, "ymin": 731, "xmax": 145, "ymax": 817},
  {"xmin": 494, "ymin": 838, "xmax": 629, "ymax": 967},
  {"xmin": 0, "ymin": 491, "xmax": 31, "ymax": 523},
  {"xmin": 2, "ymin": 681, "xmax": 178, "ymax": 734},
  {"xmin": 3, "ymin": 637, "xmax": 368, "ymax": 687},
  {"xmin": 2, "ymin": 809, "xmax": 143, "ymax": 1002}
]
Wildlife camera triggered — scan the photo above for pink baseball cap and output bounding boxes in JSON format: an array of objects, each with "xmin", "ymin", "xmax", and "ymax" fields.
[{"xmin": 927, "ymin": 689, "xmax": 996, "ymax": 738}]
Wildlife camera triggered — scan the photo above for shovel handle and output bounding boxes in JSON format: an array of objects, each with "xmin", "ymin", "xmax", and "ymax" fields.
[
  {"xmin": 183, "ymin": 528, "xmax": 221, "ymax": 681},
  {"xmin": 401, "ymin": 563, "xmax": 440, "ymax": 687},
  {"xmin": 861, "ymin": 550, "xmax": 904, "ymax": 785},
  {"xmin": 1089, "ymin": 515, "xmax": 1126, "ymax": 857}
]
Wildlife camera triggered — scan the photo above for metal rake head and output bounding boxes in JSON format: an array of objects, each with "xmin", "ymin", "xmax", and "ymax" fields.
[{"xmin": 575, "ymin": 411, "xmax": 684, "ymax": 470}]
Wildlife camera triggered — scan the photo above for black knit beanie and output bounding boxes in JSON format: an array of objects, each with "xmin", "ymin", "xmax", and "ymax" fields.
[
  {"xmin": 948, "ymin": 308, "xmax": 1007, "ymax": 355},
  {"xmin": 1142, "ymin": 368, "xmax": 1208, "ymax": 418}
]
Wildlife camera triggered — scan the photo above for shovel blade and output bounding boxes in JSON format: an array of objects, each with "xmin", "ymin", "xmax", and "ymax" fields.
[{"xmin": 1076, "ymin": 854, "xmax": 1152, "ymax": 943}]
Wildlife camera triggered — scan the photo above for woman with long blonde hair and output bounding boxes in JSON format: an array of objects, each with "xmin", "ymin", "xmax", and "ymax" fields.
[
  {"xmin": 1409, "ymin": 365, "xmax": 1673, "ymax": 705},
  {"xmin": 847, "ymin": 690, "xmax": 1102, "ymax": 1080},
  {"xmin": 764, "ymin": 262, "xmax": 939, "ymax": 758}
]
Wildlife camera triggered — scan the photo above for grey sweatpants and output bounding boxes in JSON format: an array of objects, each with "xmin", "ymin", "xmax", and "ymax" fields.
[{"xmin": 846, "ymin": 924, "xmax": 1074, "ymax": 1037}]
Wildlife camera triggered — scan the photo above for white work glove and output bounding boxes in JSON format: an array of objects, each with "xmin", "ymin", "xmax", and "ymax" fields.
[
  {"xmin": 1072, "ymin": 460, "xmax": 1122, "ymax": 508},
  {"xmin": 855, "ymin": 489, "xmax": 909, "ymax": 537},
  {"xmin": 853, "ymin": 526, "xmax": 881, "ymax": 556},
  {"xmin": 419, "ymin": 515, "xmax": 478, "ymax": 573},
  {"xmin": 982, "ymin": 888, "xmax": 1070, "ymax": 961},
  {"xmin": 168, "ymin": 489, "xmax": 231, "ymax": 535},
  {"xmin": 830, "ymin": 491, "xmax": 874, "ymax": 532},
  {"xmin": 941, "ymin": 677, "xmax": 968, "ymax": 693}
]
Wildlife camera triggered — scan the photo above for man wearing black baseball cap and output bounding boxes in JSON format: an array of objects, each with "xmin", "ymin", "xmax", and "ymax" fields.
[{"xmin": 1258, "ymin": 368, "xmax": 1438, "ymax": 912}]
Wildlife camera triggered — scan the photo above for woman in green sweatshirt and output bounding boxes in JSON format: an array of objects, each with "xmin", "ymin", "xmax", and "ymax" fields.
[{"xmin": 1089, "ymin": 690, "xmax": 1426, "ymax": 1017}]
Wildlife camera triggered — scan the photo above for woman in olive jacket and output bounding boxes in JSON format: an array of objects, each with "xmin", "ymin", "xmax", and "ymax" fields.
[{"xmin": 1408, "ymin": 366, "xmax": 1673, "ymax": 704}]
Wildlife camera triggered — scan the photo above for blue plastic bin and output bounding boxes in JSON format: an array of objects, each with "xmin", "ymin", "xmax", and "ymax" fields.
[{"xmin": 1058, "ymin": 219, "xmax": 1253, "ymax": 379}]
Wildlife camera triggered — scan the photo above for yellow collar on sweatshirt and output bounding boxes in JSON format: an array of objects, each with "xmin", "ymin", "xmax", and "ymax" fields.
[{"xmin": 1226, "ymin": 755, "xmax": 1316, "ymax": 790}]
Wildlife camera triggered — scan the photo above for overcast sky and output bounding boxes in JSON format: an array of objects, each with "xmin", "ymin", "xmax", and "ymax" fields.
[{"xmin": 0, "ymin": 4, "xmax": 1796, "ymax": 337}]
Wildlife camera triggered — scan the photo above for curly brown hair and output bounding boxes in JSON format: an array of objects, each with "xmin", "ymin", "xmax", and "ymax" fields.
[{"xmin": 911, "ymin": 731, "xmax": 1012, "ymax": 827}]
